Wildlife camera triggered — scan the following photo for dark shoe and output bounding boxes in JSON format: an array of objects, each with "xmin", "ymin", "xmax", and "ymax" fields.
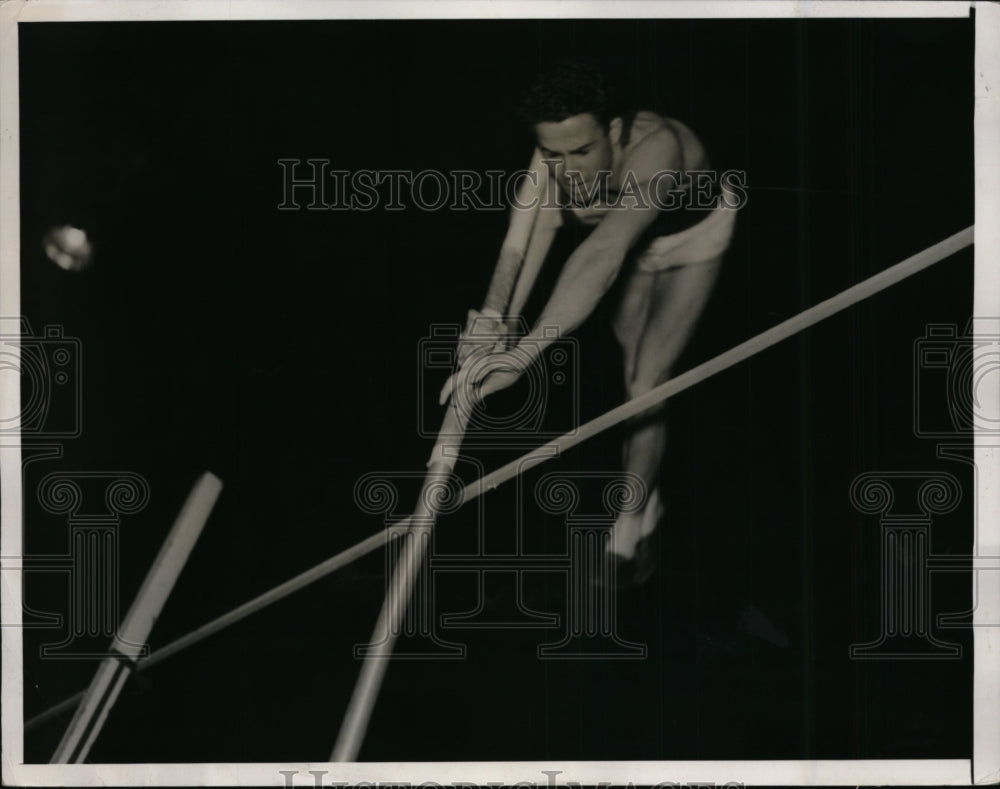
[
  {"xmin": 592, "ymin": 523, "xmax": 661, "ymax": 588},
  {"xmin": 595, "ymin": 488, "xmax": 665, "ymax": 588},
  {"xmin": 625, "ymin": 487, "xmax": 664, "ymax": 587}
]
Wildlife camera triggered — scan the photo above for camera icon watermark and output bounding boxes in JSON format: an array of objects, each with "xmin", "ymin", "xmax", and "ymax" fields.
[
  {"xmin": 914, "ymin": 318, "xmax": 1000, "ymax": 438},
  {"xmin": 417, "ymin": 319, "xmax": 578, "ymax": 440},
  {"xmin": 0, "ymin": 317, "xmax": 82, "ymax": 439}
]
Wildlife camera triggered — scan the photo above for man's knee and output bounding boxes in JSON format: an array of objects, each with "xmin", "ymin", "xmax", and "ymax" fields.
[
  {"xmin": 625, "ymin": 367, "xmax": 672, "ymax": 399},
  {"xmin": 624, "ymin": 373, "xmax": 670, "ymax": 418}
]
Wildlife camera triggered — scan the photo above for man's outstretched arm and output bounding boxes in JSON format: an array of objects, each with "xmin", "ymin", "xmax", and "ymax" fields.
[
  {"xmin": 482, "ymin": 247, "xmax": 527, "ymax": 315},
  {"xmin": 438, "ymin": 150, "xmax": 552, "ymax": 404},
  {"xmin": 479, "ymin": 147, "xmax": 550, "ymax": 314}
]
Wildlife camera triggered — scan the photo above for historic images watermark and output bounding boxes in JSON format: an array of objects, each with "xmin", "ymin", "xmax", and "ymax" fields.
[
  {"xmin": 278, "ymin": 770, "xmax": 744, "ymax": 788},
  {"xmin": 276, "ymin": 160, "xmax": 749, "ymax": 213}
]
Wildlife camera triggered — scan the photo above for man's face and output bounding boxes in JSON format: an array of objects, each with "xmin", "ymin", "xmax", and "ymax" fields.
[{"xmin": 535, "ymin": 112, "xmax": 615, "ymax": 203}]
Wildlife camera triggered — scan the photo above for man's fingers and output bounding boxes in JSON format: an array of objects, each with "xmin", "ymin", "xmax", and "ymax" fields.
[
  {"xmin": 458, "ymin": 339, "xmax": 485, "ymax": 365},
  {"xmin": 474, "ymin": 372, "xmax": 511, "ymax": 403},
  {"xmin": 441, "ymin": 347, "xmax": 523, "ymax": 408},
  {"xmin": 458, "ymin": 329, "xmax": 504, "ymax": 365},
  {"xmin": 439, "ymin": 366, "xmax": 489, "ymax": 408},
  {"xmin": 474, "ymin": 381, "xmax": 493, "ymax": 402}
]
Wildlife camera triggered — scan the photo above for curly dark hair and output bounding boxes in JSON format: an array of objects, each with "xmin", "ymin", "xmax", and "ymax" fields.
[{"xmin": 517, "ymin": 60, "xmax": 615, "ymax": 129}]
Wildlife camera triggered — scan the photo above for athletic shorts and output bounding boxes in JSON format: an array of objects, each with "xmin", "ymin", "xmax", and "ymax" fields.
[{"xmin": 633, "ymin": 183, "xmax": 740, "ymax": 274}]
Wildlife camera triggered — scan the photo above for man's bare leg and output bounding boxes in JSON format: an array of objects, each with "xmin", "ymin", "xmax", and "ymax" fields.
[{"xmin": 610, "ymin": 256, "xmax": 723, "ymax": 559}]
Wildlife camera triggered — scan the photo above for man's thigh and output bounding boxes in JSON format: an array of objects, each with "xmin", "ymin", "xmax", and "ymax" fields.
[{"xmin": 627, "ymin": 254, "xmax": 723, "ymax": 389}]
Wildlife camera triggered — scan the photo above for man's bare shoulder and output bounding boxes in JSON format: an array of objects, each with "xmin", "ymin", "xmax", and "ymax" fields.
[
  {"xmin": 622, "ymin": 114, "xmax": 706, "ymax": 178},
  {"xmin": 621, "ymin": 123, "xmax": 684, "ymax": 180}
]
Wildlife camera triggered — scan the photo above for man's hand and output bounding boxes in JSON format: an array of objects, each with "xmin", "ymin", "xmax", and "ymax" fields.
[
  {"xmin": 457, "ymin": 308, "xmax": 508, "ymax": 366},
  {"xmin": 438, "ymin": 348, "xmax": 529, "ymax": 407},
  {"xmin": 438, "ymin": 308, "xmax": 510, "ymax": 405},
  {"xmin": 471, "ymin": 350, "xmax": 527, "ymax": 400}
]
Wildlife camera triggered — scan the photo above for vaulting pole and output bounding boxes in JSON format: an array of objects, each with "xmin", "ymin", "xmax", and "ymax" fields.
[
  {"xmin": 49, "ymin": 471, "xmax": 223, "ymax": 764},
  {"xmin": 331, "ymin": 402, "xmax": 470, "ymax": 762}
]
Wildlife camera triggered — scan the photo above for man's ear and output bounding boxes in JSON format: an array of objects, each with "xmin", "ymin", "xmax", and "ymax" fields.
[{"xmin": 609, "ymin": 116, "xmax": 623, "ymax": 146}]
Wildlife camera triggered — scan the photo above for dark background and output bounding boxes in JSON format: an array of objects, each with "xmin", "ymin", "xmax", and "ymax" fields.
[{"xmin": 18, "ymin": 17, "xmax": 974, "ymax": 763}]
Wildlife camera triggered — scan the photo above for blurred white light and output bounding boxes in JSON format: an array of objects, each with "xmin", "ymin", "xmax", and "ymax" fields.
[{"xmin": 43, "ymin": 225, "xmax": 93, "ymax": 271}]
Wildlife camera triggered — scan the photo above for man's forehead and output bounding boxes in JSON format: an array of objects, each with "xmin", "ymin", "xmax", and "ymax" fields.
[{"xmin": 535, "ymin": 113, "xmax": 605, "ymax": 150}]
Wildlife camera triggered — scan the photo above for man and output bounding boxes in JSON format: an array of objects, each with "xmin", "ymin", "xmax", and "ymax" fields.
[{"xmin": 440, "ymin": 61, "xmax": 740, "ymax": 584}]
